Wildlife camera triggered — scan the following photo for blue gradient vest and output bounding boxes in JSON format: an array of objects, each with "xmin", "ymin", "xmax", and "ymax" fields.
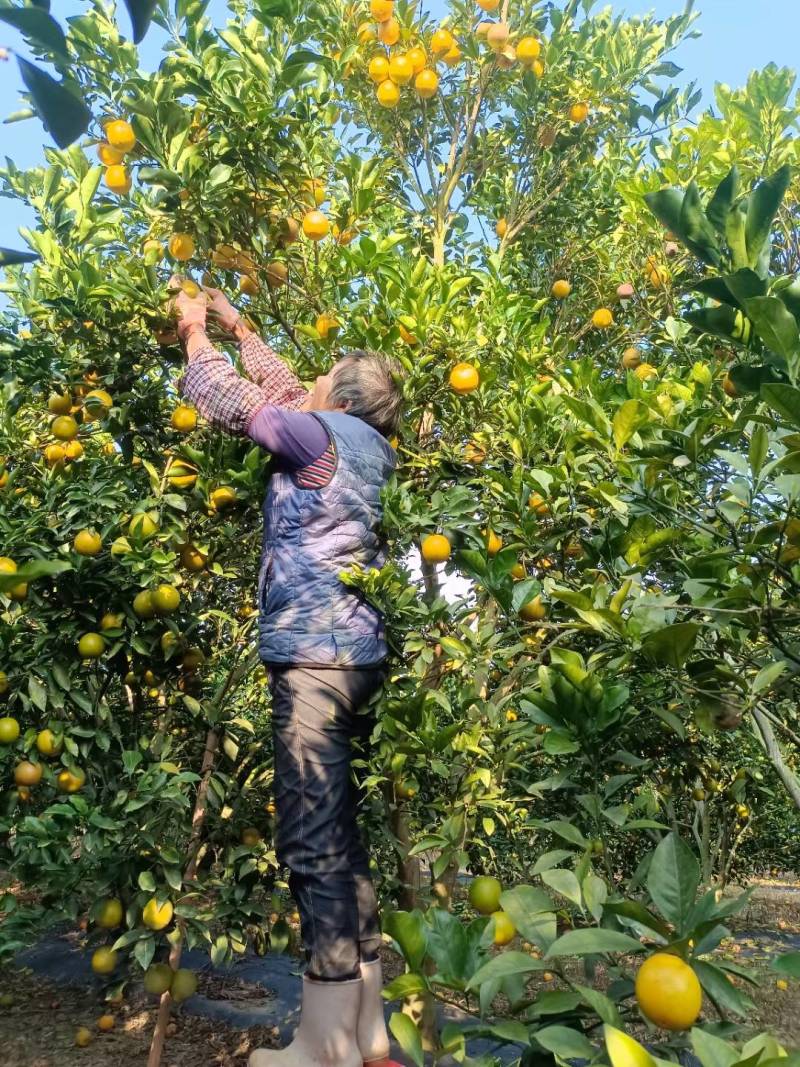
[{"xmin": 257, "ymin": 410, "xmax": 397, "ymax": 666}]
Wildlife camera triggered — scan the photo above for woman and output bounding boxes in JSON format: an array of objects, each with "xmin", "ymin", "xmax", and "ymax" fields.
[{"xmin": 174, "ymin": 281, "xmax": 404, "ymax": 1067}]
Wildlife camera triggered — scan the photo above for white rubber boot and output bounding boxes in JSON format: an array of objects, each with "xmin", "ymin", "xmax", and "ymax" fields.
[
  {"xmin": 358, "ymin": 959, "xmax": 393, "ymax": 1066},
  {"xmin": 249, "ymin": 975, "xmax": 364, "ymax": 1067}
]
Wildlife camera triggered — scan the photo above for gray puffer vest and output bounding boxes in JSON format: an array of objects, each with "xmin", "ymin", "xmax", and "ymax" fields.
[{"xmin": 257, "ymin": 410, "xmax": 396, "ymax": 667}]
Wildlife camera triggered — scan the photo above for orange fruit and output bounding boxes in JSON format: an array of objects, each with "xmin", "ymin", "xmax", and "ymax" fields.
[
  {"xmin": 133, "ymin": 590, "xmax": 156, "ymax": 619},
  {"xmin": 591, "ymin": 308, "xmax": 614, "ymax": 329},
  {"xmin": 635, "ymin": 954, "xmax": 702, "ymax": 1030},
  {"xmin": 210, "ymin": 485, "xmax": 237, "ymax": 509},
  {"xmin": 0, "ymin": 716, "xmax": 20, "ymax": 744},
  {"xmin": 0, "ymin": 557, "xmax": 16, "ymax": 574},
  {"xmin": 51, "ymin": 415, "xmax": 79, "ymax": 440},
  {"xmin": 634, "ymin": 362, "xmax": 658, "ymax": 382},
  {"xmin": 621, "ymin": 347, "xmax": 641, "ymax": 370},
  {"xmin": 476, "ymin": 21, "xmax": 492, "ymax": 37},
  {"xmin": 463, "ymin": 441, "xmax": 486, "ymax": 463},
  {"xmin": 36, "ymin": 729, "xmax": 61, "ymax": 756},
  {"xmin": 144, "ymin": 963, "xmax": 174, "ymax": 995},
  {"xmin": 97, "ymin": 1015, "xmax": 115, "ymax": 1031},
  {"xmin": 376, "ymin": 79, "xmax": 401, "ymax": 107},
  {"xmin": 96, "ymin": 898, "xmax": 123, "ymax": 929},
  {"xmin": 171, "ymin": 405, "xmax": 197, "ymax": 432},
  {"xmin": 722, "ymin": 374, "xmax": 738, "ymax": 398},
  {"xmin": 91, "ymin": 947, "xmax": 118, "ymax": 975},
  {"xmin": 170, "ymin": 969, "xmax": 198, "ymax": 1004},
  {"xmin": 551, "ymin": 279, "xmax": 571, "ymax": 299},
  {"xmin": 78, "ymin": 632, "xmax": 106, "ymax": 659},
  {"xmin": 370, "ymin": 0, "xmax": 393, "ymax": 19},
  {"xmin": 167, "ymin": 460, "xmax": 198, "ymax": 489},
  {"xmin": 152, "ymin": 584, "xmax": 180, "ymax": 615},
  {"xmin": 83, "ymin": 388, "xmax": 113, "ymax": 420},
  {"xmin": 168, "ymin": 233, "xmax": 195, "ymax": 260},
  {"xmin": 128, "ymin": 512, "xmax": 158, "ymax": 539},
  {"xmin": 430, "ymin": 28, "xmax": 454, "ymax": 55},
  {"xmin": 100, "ymin": 612, "xmax": 124, "ymax": 631},
  {"xmin": 278, "ymin": 217, "xmax": 300, "ymax": 245},
  {"xmin": 377, "ymin": 17, "xmax": 400, "ymax": 45},
  {"xmin": 407, "ymin": 46, "xmax": 427, "ymax": 73},
  {"xmin": 74, "ymin": 529, "xmax": 102, "ymax": 556},
  {"xmin": 142, "ymin": 897, "xmax": 173, "ymax": 930},
  {"xmin": 266, "ymin": 262, "xmax": 288, "ymax": 288},
  {"xmin": 368, "ymin": 55, "xmax": 390, "ymax": 83},
  {"xmin": 239, "ymin": 274, "xmax": 260, "ymax": 296},
  {"xmin": 495, "ymin": 218, "xmax": 508, "ymax": 238},
  {"xmin": 14, "ymin": 761, "xmax": 43, "ymax": 787},
  {"xmin": 48, "ymin": 391, "xmax": 72, "ymax": 414},
  {"xmin": 302, "ymin": 210, "xmax": 330, "ymax": 241},
  {"xmin": 357, "ymin": 21, "xmax": 376, "ymax": 43},
  {"xmin": 104, "ymin": 165, "xmax": 131, "ymax": 194},
  {"xmin": 97, "ymin": 142, "xmax": 124, "ymax": 166},
  {"xmin": 414, "ymin": 68, "xmax": 439, "ymax": 99},
  {"xmin": 64, "ymin": 440, "xmax": 84, "ymax": 461},
  {"xmin": 179, "ymin": 544, "xmax": 207, "ymax": 572},
  {"xmin": 491, "ymin": 910, "xmax": 516, "ymax": 945},
  {"xmin": 241, "ymin": 827, "xmax": 262, "ymax": 846},
  {"xmin": 442, "ymin": 44, "xmax": 462, "ymax": 66},
  {"xmin": 0, "ymin": 671, "xmax": 8, "ymax": 695},
  {"xmin": 75, "ymin": 1027, "xmax": 93, "ymax": 1047},
  {"xmin": 520, "ymin": 596, "xmax": 547, "ymax": 621},
  {"xmin": 388, "ymin": 53, "xmax": 414, "ymax": 85},
  {"xmin": 449, "ymin": 362, "xmax": 480, "ymax": 394},
  {"xmin": 105, "ymin": 118, "xmax": 136, "ymax": 152},
  {"xmin": 468, "ymin": 875, "xmax": 502, "ymax": 914},
  {"xmin": 569, "ymin": 101, "xmax": 589, "ymax": 122},
  {"xmin": 485, "ymin": 530, "xmax": 502, "ymax": 556},
  {"xmin": 516, "ymin": 36, "xmax": 541, "ymax": 64},
  {"xmin": 421, "ymin": 533, "xmax": 451, "ymax": 563},
  {"xmin": 477, "ymin": 0, "xmax": 500, "ymax": 9},
  {"xmin": 486, "ymin": 23, "xmax": 509, "ymax": 50},
  {"xmin": 316, "ymin": 313, "xmax": 340, "ymax": 339},
  {"xmin": 510, "ymin": 562, "xmax": 526, "ymax": 579},
  {"xmin": 44, "ymin": 443, "xmax": 66, "ymax": 465},
  {"xmin": 531, "ymin": 59, "xmax": 545, "ymax": 77}
]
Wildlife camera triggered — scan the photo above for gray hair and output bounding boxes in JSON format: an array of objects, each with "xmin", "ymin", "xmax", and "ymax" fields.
[{"xmin": 329, "ymin": 350, "xmax": 405, "ymax": 438}]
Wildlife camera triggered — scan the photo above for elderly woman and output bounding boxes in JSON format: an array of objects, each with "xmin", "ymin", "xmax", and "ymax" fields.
[{"xmin": 173, "ymin": 281, "xmax": 404, "ymax": 1067}]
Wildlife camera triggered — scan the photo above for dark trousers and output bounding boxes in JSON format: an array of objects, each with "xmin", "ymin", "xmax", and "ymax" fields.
[{"xmin": 267, "ymin": 664, "xmax": 386, "ymax": 980}]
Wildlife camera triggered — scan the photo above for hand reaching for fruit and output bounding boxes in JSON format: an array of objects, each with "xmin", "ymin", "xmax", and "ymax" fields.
[
  {"xmin": 202, "ymin": 285, "xmax": 241, "ymax": 333},
  {"xmin": 168, "ymin": 275, "xmax": 207, "ymax": 341}
]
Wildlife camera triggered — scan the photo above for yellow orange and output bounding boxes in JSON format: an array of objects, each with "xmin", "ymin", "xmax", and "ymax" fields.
[
  {"xmin": 449, "ymin": 362, "xmax": 480, "ymax": 394},
  {"xmin": 388, "ymin": 53, "xmax": 414, "ymax": 85},
  {"xmin": 430, "ymin": 28, "xmax": 454, "ymax": 55},
  {"xmin": 376, "ymin": 79, "xmax": 401, "ymax": 107},
  {"xmin": 415, "ymin": 68, "xmax": 439, "ymax": 98},
  {"xmin": 516, "ymin": 36, "xmax": 541, "ymax": 64},
  {"xmin": 105, "ymin": 118, "xmax": 136, "ymax": 152},
  {"xmin": 407, "ymin": 46, "xmax": 427, "ymax": 73},
  {"xmin": 421, "ymin": 533, "xmax": 451, "ymax": 563},
  {"xmin": 368, "ymin": 55, "xmax": 390, "ymax": 83},
  {"xmin": 303, "ymin": 210, "xmax": 330, "ymax": 241},
  {"xmin": 377, "ymin": 17, "xmax": 400, "ymax": 45},
  {"xmin": 104, "ymin": 165, "xmax": 131, "ymax": 194},
  {"xmin": 97, "ymin": 142, "xmax": 124, "ymax": 166},
  {"xmin": 168, "ymin": 233, "xmax": 195, "ymax": 260}
]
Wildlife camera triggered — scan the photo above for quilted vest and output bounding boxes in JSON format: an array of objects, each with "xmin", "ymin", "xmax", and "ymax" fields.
[{"xmin": 257, "ymin": 410, "xmax": 397, "ymax": 666}]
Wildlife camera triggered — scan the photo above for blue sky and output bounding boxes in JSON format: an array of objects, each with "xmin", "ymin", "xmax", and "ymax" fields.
[{"xmin": 1, "ymin": 0, "xmax": 799, "ymax": 252}]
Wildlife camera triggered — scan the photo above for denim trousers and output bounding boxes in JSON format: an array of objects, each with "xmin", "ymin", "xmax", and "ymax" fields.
[{"xmin": 267, "ymin": 664, "xmax": 386, "ymax": 980}]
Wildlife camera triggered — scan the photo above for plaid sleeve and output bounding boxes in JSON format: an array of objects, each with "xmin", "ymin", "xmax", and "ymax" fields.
[
  {"xmin": 239, "ymin": 333, "xmax": 310, "ymax": 411},
  {"xmin": 179, "ymin": 344, "xmax": 270, "ymax": 435}
]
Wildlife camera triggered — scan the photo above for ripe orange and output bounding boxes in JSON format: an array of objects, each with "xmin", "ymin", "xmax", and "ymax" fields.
[
  {"xmin": 96, "ymin": 898, "xmax": 123, "ymax": 929},
  {"xmin": 621, "ymin": 346, "xmax": 641, "ymax": 370},
  {"xmin": 83, "ymin": 389, "xmax": 113, "ymax": 419},
  {"xmin": 74, "ymin": 529, "xmax": 102, "ymax": 556},
  {"xmin": 97, "ymin": 1015, "xmax": 115, "ymax": 1031},
  {"xmin": 414, "ymin": 68, "xmax": 439, "ymax": 99},
  {"xmin": 48, "ymin": 391, "xmax": 72, "ymax": 414},
  {"xmin": 302, "ymin": 210, "xmax": 330, "ymax": 241},
  {"xmin": 485, "ymin": 530, "xmax": 503, "ymax": 556},
  {"xmin": 75, "ymin": 1027, "xmax": 93, "ymax": 1047},
  {"xmin": 105, "ymin": 118, "xmax": 136, "ymax": 152},
  {"xmin": 357, "ymin": 21, "xmax": 376, "ymax": 43},
  {"xmin": 511, "ymin": 562, "xmax": 526, "ymax": 579},
  {"xmin": 65, "ymin": 440, "xmax": 84, "ymax": 461},
  {"xmin": 449, "ymin": 362, "xmax": 480, "ymax": 394},
  {"xmin": 551, "ymin": 279, "xmax": 571, "ymax": 299},
  {"xmin": 388, "ymin": 53, "xmax": 414, "ymax": 85},
  {"xmin": 468, "ymin": 875, "xmax": 502, "ymax": 914},
  {"xmin": 421, "ymin": 533, "xmax": 451, "ymax": 563},
  {"xmin": 266, "ymin": 262, "xmax": 288, "ymax": 288},
  {"xmin": 531, "ymin": 59, "xmax": 545, "ymax": 77},
  {"xmin": 239, "ymin": 274, "xmax": 260, "ymax": 296},
  {"xmin": 316, "ymin": 313, "xmax": 340, "ymax": 339},
  {"xmin": 0, "ymin": 557, "xmax": 16, "ymax": 574},
  {"xmin": 376, "ymin": 79, "xmax": 401, "ymax": 107},
  {"xmin": 78, "ymin": 632, "xmax": 106, "ymax": 659},
  {"xmin": 430, "ymin": 27, "xmax": 454, "ymax": 55},
  {"xmin": 168, "ymin": 233, "xmax": 195, "ymax": 261},
  {"xmin": 182, "ymin": 647, "xmax": 205, "ymax": 670},
  {"xmin": 486, "ymin": 23, "xmax": 509, "ymax": 50},
  {"xmin": 591, "ymin": 308, "xmax": 614, "ymax": 329},
  {"xmin": 91, "ymin": 947, "xmax": 119, "ymax": 975},
  {"xmin": 495, "ymin": 218, "xmax": 508, "ymax": 238},
  {"xmin": 278, "ymin": 217, "xmax": 300, "ymax": 245},
  {"xmin": 167, "ymin": 460, "xmax": 198, "ymax": 489},
  {"xmin": 377, "ymin": 17, "xmax": 400, "ymax": 45},
  {"xmin": 0, "ymin": 716, "xmax": 20, "ymax": 744},
  {"xmin": 634, "ymin": 362, "xmax": 658, "ymax": 382},
  {"xmin": 407, "ymin": 46, "xmax": 427, "ymax": 73},
  {"xmin": 36, "ymin": 728, "xmax": 62, "ymax": 756},
  {"xmin": 368, "ymin": 55, "xmax": 390, "ymax": 84},
  {"xmin": 569, "ymin": 101, "xmax": 589, "ymax": 123},
  {"xmin": 370, "ymin": 0, "xmax": 393, "ymax": 19},
  {"xmin": 646, "ymin": 256, "xmax": 669, "ymax": 288},
  {"xmin": 152, "ymin": 584, "xmax": 180, "ymax": 615},
  {"xmin": 14, "ymin": 761, "xmax": 43, "ymax": 787},
  {"xmin": 520, "ymin": 596, "xmax": 547, "ymax": 621},
  {"xmin": 143, "ymin": 897, "xmax": 174, "ymax": 931},
  {"xmin": 477, "ymin": 0, "xmax": 500, "ymax": 9},
  {"xmin": 51, "ymin": 415, "xmax": 79, "ymax": 440},
  {"xmin": 722, "ymin": 374, "xmax": 738, "ymax": 398},
  {"xmin": 171, "ymin": 405, "xmax": 197, "ymax": 432},
  {"xmin": 104, "ymin": 165, "xmax": 131, "ymax": 194},
  {"xmin": 516, "ymin": 36, "xmax": 541, "ymax": 64},
  {"xmin": 179, "ymin": 544, "xmax": 207, "ymax": 572},
  {"xmin": 442, "ymin": 44, "xmax": 462, "ymax": 66},
  {"xmin": 491, "ymin": 910, "xmax": 516, "ymax": 945},
  {"xmin": 211, "ymin": 486, "xmax": 237, "ymax": 509},
  {"xmin": 133, "ymin": 590, "xmax": 156, "ymax": 619},
  {"xmin": 97, "ymin": 142, "xmax": 124, "ymax": 166},
  {"xmin": 128, "ymin": 512, "xmax": 158, "ymax": 539},
  {"xmin": 635, "ymin": 954, "xmax": 702, "ymax": 1030}
]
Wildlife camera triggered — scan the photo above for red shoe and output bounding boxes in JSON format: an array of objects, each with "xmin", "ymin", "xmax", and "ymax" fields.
[{"xmin": 363, "ymin": 1061, "xmax": 404, "ymax": 1067}]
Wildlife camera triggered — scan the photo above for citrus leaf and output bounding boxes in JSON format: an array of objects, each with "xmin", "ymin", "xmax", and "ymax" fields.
[
  {"xmin": 745, "ymin": 165, "xmax": 792, "ymax": 270},
  {"xmin": 0, "ymin": 7, "xmax": 67, "ymax": 57},
  {"xmin": 389, "ymin": 1012, "xmax": 423, "ymax": 1067},
  {"xmin": 120, "ymin": 0, "xmax": 159, "ymax": 43},
  {"xmin": 647, "ymin": 832, "xmax": 699, "ymax": 932},
  {"xmin": 545, "ymin": 928, "xmax": 645, "ymax": 958},
  {"xmin": 605, "ymin": 1025, "xmax": 658, "ymax": 1067},
  {"xmin": 0, "ymin": 247, "xmax": 39, "ymax": 265},
  {"xmin": 16, "ymin": 57, "xmax": 91, "ymax": 149},
  {"xmin": 641, "ymin": 623, "xmax": 701, "ymax": 669}
]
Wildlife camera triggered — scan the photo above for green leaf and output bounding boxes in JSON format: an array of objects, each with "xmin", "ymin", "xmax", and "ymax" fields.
[
  {"xmin": 647, "ymin": 833, "xmax": 700, "ymax": 933},
  {"xmin": 744, "ymin": 296, "xmax": 800, "ymax": 363},
  {"xmin": 679, "ymin": 181, "xmax": 721, "ymax": 266},
  {"xmin": 773, "ymin": 951, "xmax": 800, "ymax": 977},
  {"xmin": 642, "ymin": 623, "xmax": 701, "ymax": 668},
  {"xmin": 761, "ymin": 383, "xmax": 800, "ymax": 429},
  {"xmin": 389, "ymin": 1013, "xmax": 423, "ymax": 1067},
  {"xmin": 382, "ymin": 972, "xmax": 429, "ymax": 1000},
  {"xmin": 466, "ymin": 950, "xmax": 546, "ymax": 989},
  {"xmin": 138, "ymin": 870, "xmax": 157, "ymax": 892},
  {"xmin": 540, "ymin": 868, "xmax": 582, "ymax": 909},
  {"xmin": 383, "ymin": 910, "xmax": 426, "ymax": 971},
  {"xmin": 16, "ymin": 57, "xmax": 91, "ymax": 149},
  {"xmin": 0, "ymin": 559, "xmax": 71, "ymax": 593},
  {"xmin": 133, "ymin": 935, "xmax": 156, "ymax": 970},
  {"xmin": 0, "ymin": 8, "xmax": 67, "ymax": 57},
  {"xmin": 120, "ymin": 0, "xmax": 159, "ymax": 43},
  {"xmin": 693, "ymin": 959, "xmax": 754, "ymax": 1018},
  {"xmin": 545, "ymin": 928, "xmax": 645, "ymax": 958},
  {"xmin": 644, "ymin": 188, "xmax": 684, "ymax": 235},
  {"xmin": 575, "ymin": 984, "xmax": 622, "ymax": 1025},
  {"xmin": 685, "ymin": 306, "xmax": 749, "ymax": 346},
  {"xmin": 613, "ymin": 400, "xmax": 649, "ymax": 450},
  {"xmin": 690, "ymin": 1028, "xmax": 739, "ymax": 1067},
  {"xmin": 533, "ymin": 850, "xmax": 575, "ymax": 875},
  {"xmin": 535, "ymin": 1025, "xmax": 595, "ymax": 1060},
  {"xmin": 0, "ymin": 247, "xmax": 39, "ymax": 265},
  {"xmin": 745, "ymin": 165, "xmax": 792, "ymax": 269},
  {"xmin": 706, "ymin": 167, "xmax": 740, "ymax": 235}
]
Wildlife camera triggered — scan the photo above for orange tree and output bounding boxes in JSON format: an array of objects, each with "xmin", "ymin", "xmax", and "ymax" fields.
[{"xmin": 1, "ymin": 0, "xmax": 799, "ymax": 1061}]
